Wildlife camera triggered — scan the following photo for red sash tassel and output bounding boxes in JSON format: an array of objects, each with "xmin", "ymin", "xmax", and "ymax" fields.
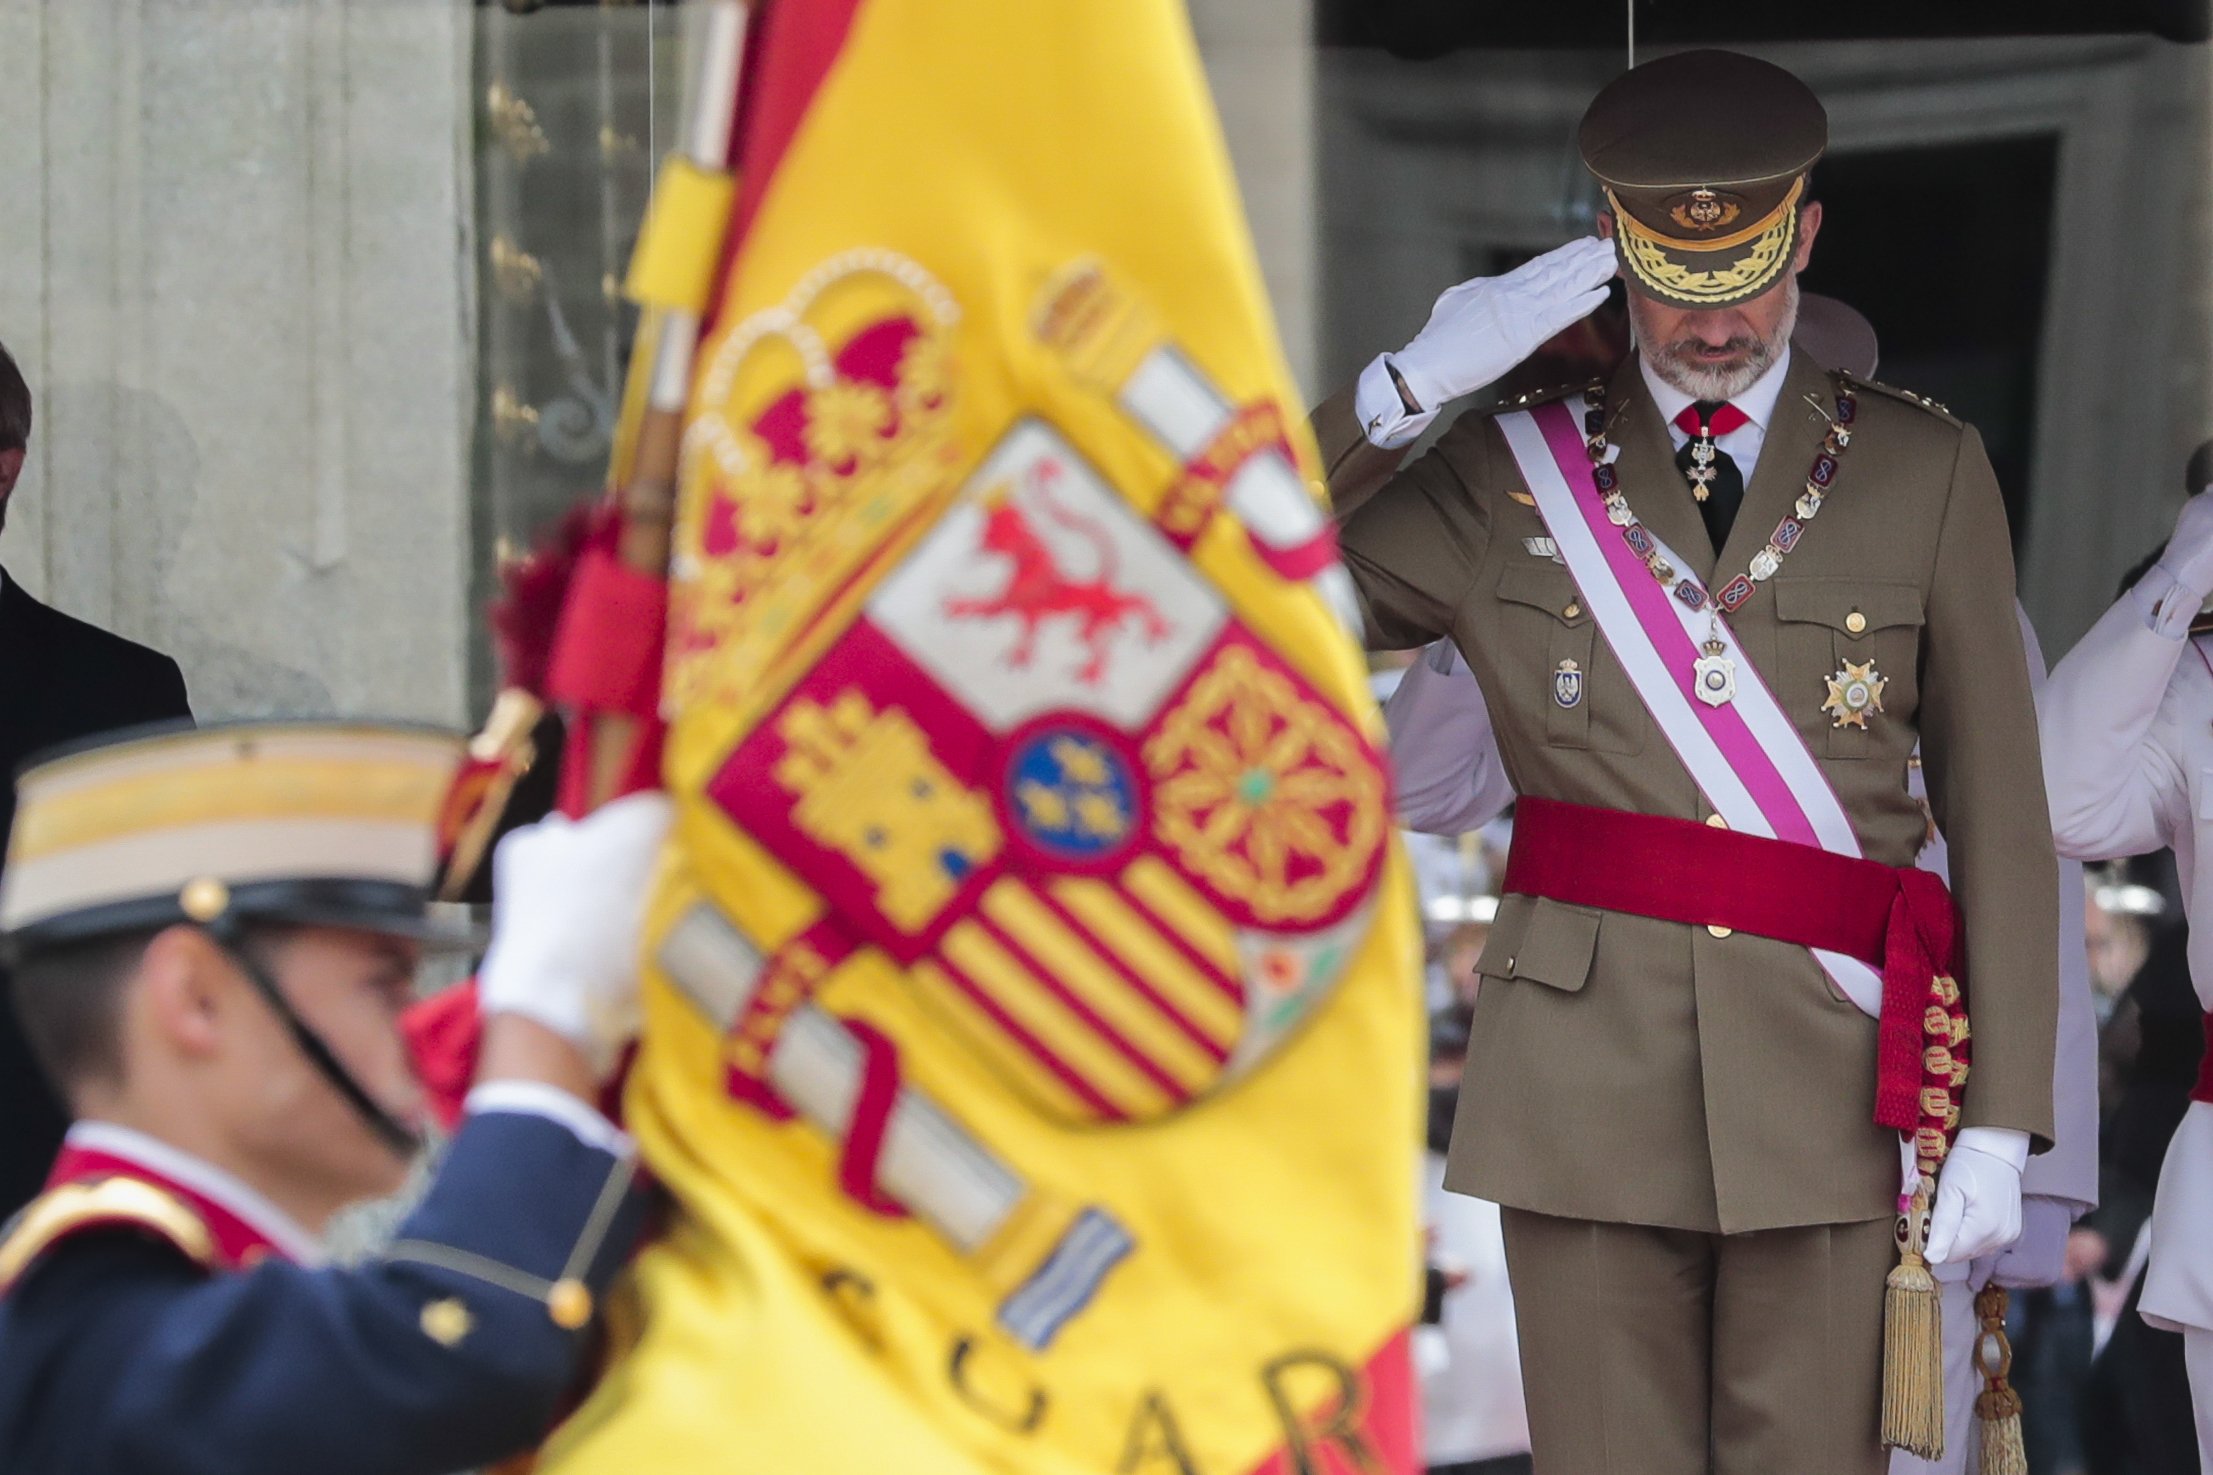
[{"xmin": 1501, "ymin": 796, "xmax": 1962, "ymax": 1134}]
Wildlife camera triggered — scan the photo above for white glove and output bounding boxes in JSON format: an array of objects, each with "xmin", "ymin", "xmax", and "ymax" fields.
[
  {"xmin": 1988, "ymin": 1195, "xmax": 2074, "ymax": 1289},
  {"xmin": 1925, "ymin": 1127, "xmax": 2029, "ymax": 1267},
  {"xmin": 1384, "ymin": 238, "xmax": 1617, "ymax": 414},
  {"xmin": 2154, "ymin": 490, "xmax": 2213, "ymax": 605},
  {"xmin": 477, "ymin": 792, "xmax": 674, "ymax": 1079}
]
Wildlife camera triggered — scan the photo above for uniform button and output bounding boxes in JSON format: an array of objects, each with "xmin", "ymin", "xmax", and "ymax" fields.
[
  {"xmin": 547, "ymin": 1279, "xmax": 594, "ymax": 1330},
  {"xmin": 1704, "ymin": 814, "xmax": 1729, "ymax": 829},
  {"xmin": 1504, "ymin": 956, "xmax": 1517, "ymax": 974},
  {"xmin": 1708, "ymin": 924, "xmax": 1733, "ymax": 939},
  {"xmin": 1563, "ymin": 602, "xmax": 1582, "ymax": 619},
  {"xmin": 1846, "ymin": 611, "xmax": 1868, "ymax": 635}
]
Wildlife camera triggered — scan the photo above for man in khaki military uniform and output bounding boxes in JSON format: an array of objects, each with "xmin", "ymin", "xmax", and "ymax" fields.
[{"xmin": 1319, "ymin": 51, "xmax": 2059, "ymax": 1475}]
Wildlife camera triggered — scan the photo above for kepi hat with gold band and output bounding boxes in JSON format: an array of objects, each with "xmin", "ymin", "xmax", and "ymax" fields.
[
  {"xmin": 1580, "ymin": 50, "xmax": 1827, "ymax": 309},
  {"xmin": 1, "ymin": 720, "xmax": 469, "ymax": 956},
  {"xmin": 0, "ymin": 721, "xmax": 470, "ymax": 1155}
]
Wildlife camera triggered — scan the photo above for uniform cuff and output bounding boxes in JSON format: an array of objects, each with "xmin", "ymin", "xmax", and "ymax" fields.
[
  {"xmin": 2130, "ymin": 565, "xmax": 2200, "ymax": 640},
  {"xmin": 1354, "ymin": 353, "xmax": 1438, "ymax": 450},
  {"xmin": 1955, "ymin": 1125, "xmax": 2031, "ymax": 1174},
  {"xmin": 465, "ymin": 1081, "xmax": 633, "ymax": 1160}
]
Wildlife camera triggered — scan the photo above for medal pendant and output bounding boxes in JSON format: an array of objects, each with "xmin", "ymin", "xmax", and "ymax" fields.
[
  {"xmin": 1693, "ymin": 639, "xmax": 1737, "ymax": 707},
  {"xmin": 1822, "ymin": 660, "xmax": 1888, "ymax": 729}
]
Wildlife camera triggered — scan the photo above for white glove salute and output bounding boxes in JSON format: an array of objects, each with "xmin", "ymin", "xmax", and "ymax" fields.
[
  {"xmin": 2156, "ymin": 488, "xmax": 2213, "ymax": 607},
  {"xmin": 1388, "ymin": 237, "xmax": 1617, "ymax": 416},
  {"xmin": 1924, "ymin": 1126, "xmax": 2030, "ymax": 1266},
  {"xmin": 478, "ymin": 792, "xmax": 674, "ymax": 1080}
]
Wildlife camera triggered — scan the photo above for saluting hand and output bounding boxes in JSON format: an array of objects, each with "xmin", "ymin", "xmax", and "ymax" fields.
[
  {"xmin": 1384, "ymin": 237, "xmax": 1617, "ymax": 415},
  {"xmin": 2156, "ymin": 485, "xmax": 2213, "ymax": 605}
]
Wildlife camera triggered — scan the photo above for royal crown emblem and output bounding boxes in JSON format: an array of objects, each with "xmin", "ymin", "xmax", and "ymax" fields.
[
  {"xmin": 670, "ymin": 250, "xmax": 965, "ymax": 723},
  {"xmin": 1669, "ymin": 188, "xmax": 1742, "ymax": 233}
]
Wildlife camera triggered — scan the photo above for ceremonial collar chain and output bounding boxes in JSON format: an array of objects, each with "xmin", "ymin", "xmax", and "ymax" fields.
[{"xmin": 1582, "ymin": 374, "xmax": 1858, "ymax": 616}]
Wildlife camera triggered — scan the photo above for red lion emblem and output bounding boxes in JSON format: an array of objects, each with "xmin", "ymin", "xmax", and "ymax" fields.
[{"xmin": 944, "ymin": 467, "xmax": 1172, "ymax": 685}]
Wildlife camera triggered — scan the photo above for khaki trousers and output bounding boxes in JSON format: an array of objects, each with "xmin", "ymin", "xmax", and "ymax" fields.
[{"xmin": 1499, "ymin": 1208, "xmax": 1897, "ymax": 1475}]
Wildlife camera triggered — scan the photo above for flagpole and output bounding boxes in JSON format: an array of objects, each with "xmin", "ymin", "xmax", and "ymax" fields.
[{"xmin": 584, "ymin": 0, "xmax": 750, "ymax": 809}]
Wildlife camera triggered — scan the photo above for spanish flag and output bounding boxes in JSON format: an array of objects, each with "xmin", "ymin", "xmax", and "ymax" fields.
[{"xmin": 542, "ymin": 3, "xmax": 1421, "ymax": 1471}]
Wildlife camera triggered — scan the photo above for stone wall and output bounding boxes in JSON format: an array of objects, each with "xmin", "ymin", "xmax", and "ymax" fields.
[{"xmin": 0, "ymin": 0, "xmax": 476, "ymax": 724}]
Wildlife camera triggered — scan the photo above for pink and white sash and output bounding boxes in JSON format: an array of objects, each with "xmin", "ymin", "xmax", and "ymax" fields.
[{"xmin": 1494, "ymin": 397, "xmax": 1886, "ymax": 1019}]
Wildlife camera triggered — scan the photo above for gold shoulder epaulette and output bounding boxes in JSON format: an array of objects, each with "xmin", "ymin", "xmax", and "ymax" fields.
[
  {"xmin": 1841, "ymin": 375, "xmax": 1961, "ymax": 426},
  {"xmin": 0, "ymin": 1178, "xmax": 217, "ymax": 1291}
]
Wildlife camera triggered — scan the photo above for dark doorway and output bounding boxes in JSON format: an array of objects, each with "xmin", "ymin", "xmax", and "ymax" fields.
[{"xmin": 1799, "ymin": 138, "xmax": 2059, "ymax": 545}]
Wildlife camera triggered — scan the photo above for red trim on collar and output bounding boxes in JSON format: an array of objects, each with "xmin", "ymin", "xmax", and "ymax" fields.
[{"xmin": 45, "ymin": 1146, "xmax": 293, "ymax": 1270}]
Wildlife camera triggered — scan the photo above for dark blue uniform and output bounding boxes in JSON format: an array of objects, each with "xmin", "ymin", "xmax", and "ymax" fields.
[{"xmin": 0, "ymin": 1110, "xmax": 647, "ymax": 1475}]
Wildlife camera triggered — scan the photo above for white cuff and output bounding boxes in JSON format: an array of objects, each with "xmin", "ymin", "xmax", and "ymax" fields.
[
  {"xmin": 2130, "ymin": 565, "xmax": 2200, "ymax": 640},
  {"xmin": 1955, "ymin": 1125, "xmax": 2031, "ymax": 1174},
  {"xmin": 1354, "ymin": 353, "xmax": 1439, "ymax": 450},
  {"xmin": 465, "ymin": 1080, "xmax": 634, "ymax": 1160}
]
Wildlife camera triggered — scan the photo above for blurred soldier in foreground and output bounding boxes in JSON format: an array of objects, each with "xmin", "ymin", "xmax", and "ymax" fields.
[{"xmin": 0, "ymin": 721, "xmax": 667, "ymax": 1475}]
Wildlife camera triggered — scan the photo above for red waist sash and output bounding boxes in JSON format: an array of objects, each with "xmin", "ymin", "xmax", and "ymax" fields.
[{"xmin": 1502, "ymin": 796, "xmax": 1964, "ymax": 1134}]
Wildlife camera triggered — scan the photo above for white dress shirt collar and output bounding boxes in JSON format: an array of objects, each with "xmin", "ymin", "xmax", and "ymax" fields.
[{"xmin": 1638, "ymin": 344, "xmax": 1793, "ymax": 438}]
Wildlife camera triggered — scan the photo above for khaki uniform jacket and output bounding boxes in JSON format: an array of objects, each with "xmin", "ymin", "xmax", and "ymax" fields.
[{"xmin": 1321, "ymin": 349, "xmax": 2059, "ymax": 1233}]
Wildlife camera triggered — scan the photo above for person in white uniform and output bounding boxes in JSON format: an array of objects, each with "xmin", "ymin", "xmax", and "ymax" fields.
[{"xmin": 2039, "ymin": 485, "xmax": 2213, "ymax": 1470}]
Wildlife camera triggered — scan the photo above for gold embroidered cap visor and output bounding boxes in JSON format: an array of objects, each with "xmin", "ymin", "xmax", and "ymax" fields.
[{"xmin": 1578, "ymin": 49, "xmax": 1828, "ymax": 309}]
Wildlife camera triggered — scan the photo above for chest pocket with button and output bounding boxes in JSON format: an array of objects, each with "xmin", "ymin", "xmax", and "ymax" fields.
[
  {"xmin": 1771, "ymin": 579, "xmax": 1924, "ymax": 757},
  {"xmin": 1491, "ymin": 563, "xmax": 1644, "ymax": 755}
]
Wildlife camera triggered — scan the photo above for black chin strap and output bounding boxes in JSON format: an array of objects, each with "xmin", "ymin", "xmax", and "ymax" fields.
[{"xmin": 207, "ymin": 923, "xmax": 423, "ymax": 1160}]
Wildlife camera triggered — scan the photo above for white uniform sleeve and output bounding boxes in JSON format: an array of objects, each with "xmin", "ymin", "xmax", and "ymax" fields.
[
  {"xmin": 2017, "ymin": 615, "xmax": 2100, "ymax": 1213},
  {"xmin": 1383, "ymin": 642, "xmax": 1517, "ymax": 835},
  {"xmin": 2038, "ymin": 586, "xmax": 2190, "ymax": 861}
]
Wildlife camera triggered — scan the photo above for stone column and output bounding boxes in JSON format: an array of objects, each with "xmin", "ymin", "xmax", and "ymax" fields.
[
  {"xmin": 0, "ymin": 0, "xmax": 475, "ymax": 724},
  {"xmin": 1190, "ymin": 0, "xmax": 1319, "ymax": 398}
]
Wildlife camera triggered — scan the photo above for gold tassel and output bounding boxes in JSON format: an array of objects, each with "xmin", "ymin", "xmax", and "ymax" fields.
[
  {"xmin": 1973, "ymin": 1285, "xmax": 2029, "ymax": 1475},
  {"xmin": 1881, "ymin": 1184, "xmax": 1946, "ymax": 1459}
]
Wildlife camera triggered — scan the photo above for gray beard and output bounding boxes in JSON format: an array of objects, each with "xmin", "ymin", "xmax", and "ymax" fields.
[{"xmin": 1639, "ymin": 278, "xmax": 1800, "ymax": 403}]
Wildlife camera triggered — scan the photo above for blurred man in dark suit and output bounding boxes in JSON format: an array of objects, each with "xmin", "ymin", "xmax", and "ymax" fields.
[{"xmin": 0, "ymin": 338, "xmax": 193, "ymax": 1216}]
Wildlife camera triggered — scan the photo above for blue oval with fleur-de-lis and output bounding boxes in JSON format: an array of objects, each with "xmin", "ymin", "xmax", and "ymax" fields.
[{"xmin": 1553, "ymin": 660, "xmax": 1584, "ymax": 709}]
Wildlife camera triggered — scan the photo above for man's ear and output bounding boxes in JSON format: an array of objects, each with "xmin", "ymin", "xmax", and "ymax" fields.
[
  {"xmin": 138, "ymin": 926, "xmax": 235, "ymax": 1060},
  {"xmin": 1792, "ymin": 201, "xmax": 1823, "ymax": 274},
  {"xmin": 1596, "ymin": 210, "xmax": 1617, "ymax": 241},
  {"xmin": 0, "ymin": 447, "xmax": 24, "ymax": 501}
]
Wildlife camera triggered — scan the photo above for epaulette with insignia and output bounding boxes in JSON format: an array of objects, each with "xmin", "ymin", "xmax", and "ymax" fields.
[
  {"xmin": 0, "ymin": 1177, "xmax": 217, "ymax": 1292},
  {"xmin": 1840, "ymin": 374, "xmax": 1962, "ymax": 427}
]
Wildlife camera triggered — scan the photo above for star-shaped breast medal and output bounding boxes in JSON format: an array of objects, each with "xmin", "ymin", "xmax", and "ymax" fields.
[{"xmin": 1822, "ymin": 660, "xmax": 1887, "ymax": 729}]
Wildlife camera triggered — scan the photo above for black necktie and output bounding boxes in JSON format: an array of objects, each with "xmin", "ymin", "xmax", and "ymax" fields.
[{"xmin": 1674, "ymin": 400, "xmax": 1746, "ymax": 554}]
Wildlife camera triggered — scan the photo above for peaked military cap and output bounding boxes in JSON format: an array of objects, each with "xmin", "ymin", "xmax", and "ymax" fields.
[
  {"xmin": 1579, "ymin": 50, "xmax": 1827, "ymax": 309},
  {"xmin": 0, "ymin": 720, "xmax": 470, "ymax": 958}
]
